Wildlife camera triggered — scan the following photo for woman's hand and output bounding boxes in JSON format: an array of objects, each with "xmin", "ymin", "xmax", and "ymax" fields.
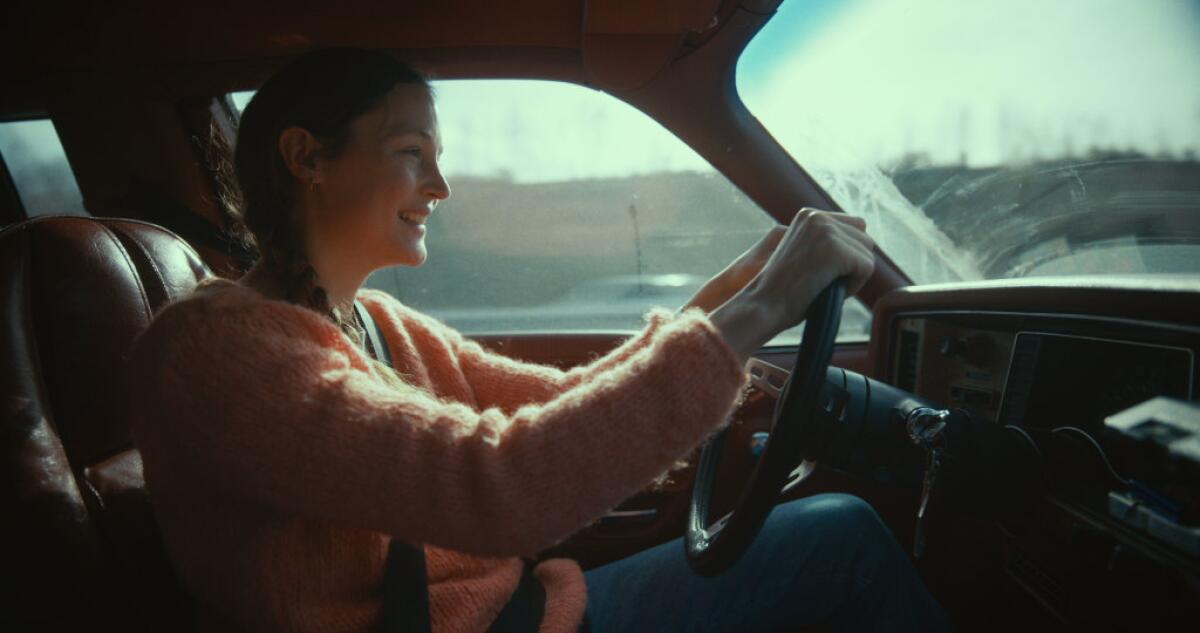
[
  {"xmin": 707, "ymin": 209, "xmax": 876, "ymax": 365},
  {"xmin": 682, "ymin": 225, "xmax": 787, "ymax": 313}
]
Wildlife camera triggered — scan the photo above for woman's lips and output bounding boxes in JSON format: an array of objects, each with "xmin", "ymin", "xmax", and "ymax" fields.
[{"xmin": 398, "ymin": 210, "xmax": 428, "ymax": 226}]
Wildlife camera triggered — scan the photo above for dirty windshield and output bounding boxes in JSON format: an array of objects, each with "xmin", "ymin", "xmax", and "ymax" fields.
[{"xmin": 738, "ymin": 0, "xmax": 1200, "ymax": 282}]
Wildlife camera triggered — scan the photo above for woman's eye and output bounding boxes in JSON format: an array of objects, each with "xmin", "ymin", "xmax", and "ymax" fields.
[{"xmin": 397, "ymin": 147, "xmax": 422, "ymax": 158}]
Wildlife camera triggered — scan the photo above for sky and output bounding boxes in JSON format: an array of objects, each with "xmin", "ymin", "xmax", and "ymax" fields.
[{"xmin": 738, "ymin": 0, "xmax": 1200, "ymax": 169}]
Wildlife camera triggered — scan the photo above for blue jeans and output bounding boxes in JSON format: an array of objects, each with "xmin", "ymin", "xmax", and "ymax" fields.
[{"xmin": 582, "ymin": 494, "xmax": 951, "ymax": 632}]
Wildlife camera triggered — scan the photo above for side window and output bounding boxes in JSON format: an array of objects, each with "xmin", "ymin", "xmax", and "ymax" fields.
[
  {"xmin": 230, "ymin": 82, "xmax": 871, "ymax": 345},
  {"xmin": 0, "ymin": 119, "xmax": 88, "ymax": 221}
]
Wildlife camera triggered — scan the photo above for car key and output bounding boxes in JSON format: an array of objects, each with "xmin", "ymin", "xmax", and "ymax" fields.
[{"xmin": 907, "ymin": 408, "xmax": 950, "ymax": 559}]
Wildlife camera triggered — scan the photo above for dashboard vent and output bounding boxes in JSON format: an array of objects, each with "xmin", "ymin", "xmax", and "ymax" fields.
[
  {"xmin": 896, "ymin": 329, "xmax": 920, "ymax": 392},
  {"xmin": 998, "ymin": 334, "xmax": 1042, "ymax": 426}
]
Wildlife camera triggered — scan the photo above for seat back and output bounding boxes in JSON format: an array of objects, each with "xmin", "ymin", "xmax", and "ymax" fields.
[{"xmin": 1, "ymin": 216, "xmax": 212, "ymax": 631}]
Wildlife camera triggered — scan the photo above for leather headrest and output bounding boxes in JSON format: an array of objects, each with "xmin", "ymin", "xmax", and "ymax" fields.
[{"xmin": 0, "ymin": 216, "xmax": 211, "ymax": 467}]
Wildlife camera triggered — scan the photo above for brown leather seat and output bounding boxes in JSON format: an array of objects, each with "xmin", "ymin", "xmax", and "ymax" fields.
[{"xmin": 1, "ymin": 216, "xmax": 211, "ymax": 631}]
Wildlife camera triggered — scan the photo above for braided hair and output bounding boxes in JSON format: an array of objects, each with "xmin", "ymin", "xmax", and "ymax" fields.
[{"xmin": 222, "ymin": 48, "xmax": 428, "ymax": 333}]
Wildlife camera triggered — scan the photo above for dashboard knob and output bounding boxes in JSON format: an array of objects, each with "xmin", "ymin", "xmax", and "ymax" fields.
[
  {"xmin": 939, "ymin": 336, "xmax": 965, "ymax": 358},
  {"xmin": 940, "ymin": 334, "xmax": 995, "ymax": 367}
]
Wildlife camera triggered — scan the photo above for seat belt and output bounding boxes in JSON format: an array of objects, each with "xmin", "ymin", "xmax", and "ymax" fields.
[
  {"xmin": 354, "ymin": 301, "xmax": 430, "ymax": 633},
  {"xmin": 354, "ymin": 300, "xmax": 394, "ymax": 367},
  {"xmin": 353, "ymin": 300, "xmax": 546, "ymax": 633}
]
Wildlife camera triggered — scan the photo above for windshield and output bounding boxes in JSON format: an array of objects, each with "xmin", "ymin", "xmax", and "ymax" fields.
[{"xmin": 737, "ymin": 0, "xmax": 1200, "ymax": 282}]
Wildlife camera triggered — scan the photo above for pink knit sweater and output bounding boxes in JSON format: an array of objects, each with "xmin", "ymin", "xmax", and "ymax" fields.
[{"xmin": 129, "ymin": 278, "xmax": 747, "ymax": 632}]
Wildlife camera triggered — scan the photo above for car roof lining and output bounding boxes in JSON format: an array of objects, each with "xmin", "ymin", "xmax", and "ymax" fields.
[{"xmin": 4, "ymin": 0, "xmax": 750, "ymax": 94}]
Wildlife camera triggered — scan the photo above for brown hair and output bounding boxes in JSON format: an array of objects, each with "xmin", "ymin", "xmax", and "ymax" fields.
[{"xmin": 223, "ymin": 47, "xmax": 428, "ymax": 329}]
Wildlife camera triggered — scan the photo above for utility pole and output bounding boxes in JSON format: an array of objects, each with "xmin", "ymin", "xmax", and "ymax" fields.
[{"xmin": 628, "ymin": 203, "xmax": 644, "ymax": 294}]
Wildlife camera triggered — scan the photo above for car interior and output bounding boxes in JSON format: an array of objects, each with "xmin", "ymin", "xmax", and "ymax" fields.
[{"xmin": 3, "ymin": 0, "xmax": 1198, "ymax": 631}]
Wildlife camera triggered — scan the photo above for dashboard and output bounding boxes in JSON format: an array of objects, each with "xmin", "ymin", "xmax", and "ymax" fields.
[
  {"xmin": 870, "ymin": 277, "xmax": 1200, "ymax": 628},
  {"xmin": 892, "ymin": 314, "xmax": 1194, "ymax": 434}
]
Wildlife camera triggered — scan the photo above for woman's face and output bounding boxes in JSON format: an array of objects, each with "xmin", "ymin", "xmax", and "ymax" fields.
[{"xmin": 309, "ymin": 83, "xmax": 450, "ymax": 271}]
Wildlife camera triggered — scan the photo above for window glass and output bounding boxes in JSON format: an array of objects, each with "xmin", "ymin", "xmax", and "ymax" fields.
[
  {"xmin": 738, "ymin": 0, "xmax": 1200, "ymax": 282},
  {"xmin": 0, "ymin": 119, "xmax": 87, "ymax": 218},
  {"xmin": 230, "ymin": 82, "xmax": 871, "ymax": 344}
]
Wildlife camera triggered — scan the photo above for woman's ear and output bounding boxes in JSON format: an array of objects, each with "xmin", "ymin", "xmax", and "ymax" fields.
[{"xmin": 278, "ymin": 127, "xmax": 323, "ymax": 184}]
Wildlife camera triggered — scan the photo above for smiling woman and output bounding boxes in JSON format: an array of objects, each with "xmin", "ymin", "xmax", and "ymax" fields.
[
  {"xmin": 739, "ymin": 0, "xmax": 1200, "ymax": 282},
  {"xmin": 123, "ymin": 45, "xmax": 935, "ymax": 633}
]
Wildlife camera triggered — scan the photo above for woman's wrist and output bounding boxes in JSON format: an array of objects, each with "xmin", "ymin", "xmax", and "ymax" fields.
[
  {"xmin": 682, "ymin": 272, "xmax": 737, "ymax": 314},
  {"xmin": 707, "ymin": 289, "xmax": 777, "ymax": 366}
]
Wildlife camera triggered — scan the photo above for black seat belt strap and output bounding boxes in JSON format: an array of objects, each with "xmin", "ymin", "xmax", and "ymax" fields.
[
  {"xmin": 487, "ymin": 564, "xmax": 546, "ymax": 632},
  {"xmin": 354, "ymin": 300, "xmax": 428, "ymax": 633},
  {"xmin": 353, "ymin": 300, "xmax": 545, "ymax": 633},
  {"xmin": 380, "ymin": 538, "xmax": 431, "ymax": 633}
]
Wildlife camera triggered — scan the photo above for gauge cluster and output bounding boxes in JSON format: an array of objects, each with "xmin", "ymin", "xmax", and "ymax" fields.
[{"xmin": 998, "ymin": 332, "xmax": 1192, "ymax": 434}]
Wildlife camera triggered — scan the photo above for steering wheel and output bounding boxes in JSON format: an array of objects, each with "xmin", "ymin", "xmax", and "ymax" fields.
[{"xmin": 686, "ymin": 279, "xmax": 846, "ymax": 576}]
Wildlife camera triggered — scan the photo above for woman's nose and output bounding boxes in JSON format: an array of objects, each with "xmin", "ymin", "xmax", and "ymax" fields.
[{"xmin": 424, "ymin": 165, "xmax": 451, "ymax": 203}]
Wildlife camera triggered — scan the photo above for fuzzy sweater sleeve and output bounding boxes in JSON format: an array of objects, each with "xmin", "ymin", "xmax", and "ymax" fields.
[
  {"xmin": 131, "ymin": 291, "xmax": 746, "ymax": 558},
  {"xmin": 358, "ymin": 290, "xmax": 678, "ymax": 414}
]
